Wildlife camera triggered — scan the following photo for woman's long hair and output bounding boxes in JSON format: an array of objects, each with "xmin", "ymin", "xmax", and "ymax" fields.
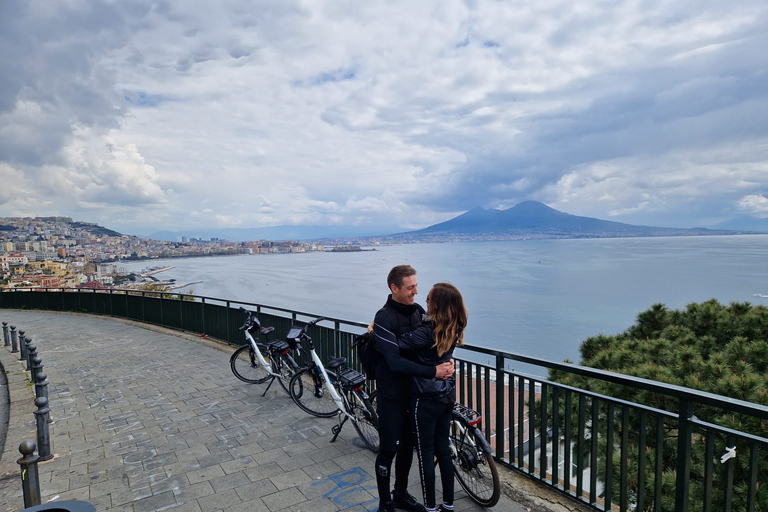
[{"xmin": 428, "ymin": 282, "xmax": 467, "ymax": 356}]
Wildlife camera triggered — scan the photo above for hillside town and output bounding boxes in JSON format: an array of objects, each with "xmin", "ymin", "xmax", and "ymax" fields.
[{"xmin": 0, "ymin": 216, "xmax": 325, "ymax": 290}]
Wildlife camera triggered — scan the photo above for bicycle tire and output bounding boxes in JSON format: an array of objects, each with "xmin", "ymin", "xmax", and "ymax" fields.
[
  {"xmin": 289, "ymin": 367, "xmax": 339, "ymax": 418},
  {"xmin": 450, "ymin": 418, "xmax": 501, "ymax": 507},
  {"xmin": 274, "ymin": 353, "xmax": 297, "ymax": 394},
  {"xmin": 349, "ymin": 390, "xmax": 379, "ymax": 452},
  {"xmin": 230, "ymin": 345, "xmax": 271, "ymax": 384}
]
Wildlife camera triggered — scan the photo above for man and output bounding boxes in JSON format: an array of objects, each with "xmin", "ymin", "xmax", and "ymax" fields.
[{"xmin": 371, "ymin": 265, "xmax": 454, "ymax": 512}]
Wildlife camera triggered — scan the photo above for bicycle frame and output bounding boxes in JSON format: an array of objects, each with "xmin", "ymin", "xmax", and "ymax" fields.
[
  {"xmin": 242, "ymin": 328, "xmax": 279, "ymax": 377},
  {"xmin": 306, "ymin": 340, "xmax": 365, "ymax": 424},
  {"xmin": 451, "ymin": 407, "xmax": 494, "ymax": 454}
]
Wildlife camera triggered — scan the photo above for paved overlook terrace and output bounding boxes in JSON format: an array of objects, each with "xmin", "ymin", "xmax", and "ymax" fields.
[{"xmin": 1, "ymin": 288, "xmax": 768, "ymax": 512}]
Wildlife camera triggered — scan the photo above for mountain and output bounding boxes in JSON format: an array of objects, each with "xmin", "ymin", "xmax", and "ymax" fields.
[{"xmin": 396, "ymin": 201, "xmax": 748, "ymax": 240}]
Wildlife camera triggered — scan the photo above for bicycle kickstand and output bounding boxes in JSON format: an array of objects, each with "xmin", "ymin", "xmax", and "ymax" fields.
[
  {"xmin": 330, "ymin": 412, "xmax": 348, "ymax": 443},
  {"xmin": 260, "ymin": 376, "xmax": 276, "ymax": 397}
]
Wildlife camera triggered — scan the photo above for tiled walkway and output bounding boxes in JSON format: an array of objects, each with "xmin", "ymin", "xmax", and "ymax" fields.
[{"xmin": 0, "ymin": 311, "xmax": 526, "ymax": 512}]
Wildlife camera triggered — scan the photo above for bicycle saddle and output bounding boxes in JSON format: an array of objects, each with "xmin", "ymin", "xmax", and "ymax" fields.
[{"xmin": 326, "ymin": 356, "xmax": 347, "ymax": 369}]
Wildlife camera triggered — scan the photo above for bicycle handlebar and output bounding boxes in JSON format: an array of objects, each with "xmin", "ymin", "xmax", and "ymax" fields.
[{"xmin": 306, "ymin": 316, "xmax": 326, "ymax": 327}]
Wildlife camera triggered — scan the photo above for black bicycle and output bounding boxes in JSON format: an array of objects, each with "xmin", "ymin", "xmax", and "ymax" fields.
[
  {"xmin": 449, "ymin": 403, "xmax": 501, "ymax": 507},
  {"xmin": 287, "ymin": 317, "xmax": 379, "ymax": 452},
  {"xmin": 229, "ymin": 308, "xmax": 299, "ymax": 395}
]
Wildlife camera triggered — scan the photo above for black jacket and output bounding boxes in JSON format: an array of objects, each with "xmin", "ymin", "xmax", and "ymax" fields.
[
  {"xmin": 373, "ymin": 295, "xmax": 435, "ymax": 400},
  {"xmin": 398, "ymin": 322, "xmax": 456, "ymax": 402}
]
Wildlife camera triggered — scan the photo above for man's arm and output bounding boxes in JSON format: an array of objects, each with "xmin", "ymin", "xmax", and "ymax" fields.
[{"xmin": 374, "ymin": 318, "xmax": 435, "ymax": 377}]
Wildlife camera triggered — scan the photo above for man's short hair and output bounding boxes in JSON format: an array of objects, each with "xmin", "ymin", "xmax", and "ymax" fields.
[{"xmin": 387, "ymin": 265, "xmax": 416, "ymax": 289}]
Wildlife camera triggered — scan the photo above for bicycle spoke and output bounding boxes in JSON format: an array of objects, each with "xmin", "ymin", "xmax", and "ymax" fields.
[
  {"xmin": 230, "ymin": 345, "xmax": 271, "ymax": 384},
  {"xmin": 289, "ymin": 368, "xmax": 339, "ymax": 418}
]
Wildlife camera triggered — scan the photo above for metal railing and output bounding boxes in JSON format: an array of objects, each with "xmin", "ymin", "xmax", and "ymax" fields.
[{"xmin": 2, "ymin": 287, "xmax": 766, "ymax": 512}]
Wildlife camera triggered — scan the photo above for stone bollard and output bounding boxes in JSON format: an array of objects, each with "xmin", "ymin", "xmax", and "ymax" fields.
[
  {"xmin": 17, "ymin": 440, "xmax": 42, "ymax": 508},
  {"xmin": 25, "ymin": 337, "xmax": 33, "ymax": 370},
  {"xmin": 19, "ymin": 330, "xmax": 27, "ymax": 362},
  {"xmin": 34, "ymin": 397, "xmax": 53, "ymax": 462},
  {"xmin": 30, "ymin": 355, "xmax": 43, "ymax": 391},
  {"xmin": 26, "ymin": 344, "xmax": 38, "ymax": 379},
  {"xmin": 2, "ymin": 321, "xmax": 8, "ymax": 346},
  {"xmin": 10, "ymin": 325, "xmax": 18, "ymax": 353},
  {"xmin": 35, "ymin": 371, "xmax": 52, "ymax": 423}
]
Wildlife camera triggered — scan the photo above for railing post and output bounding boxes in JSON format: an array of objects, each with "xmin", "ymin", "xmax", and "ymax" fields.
[
  {"xmin": 226, "ymin": 301, "xmax": 231, "ymax": 343},
  {"xmin": 18, "ymin": 329, "xmax": 26, "ymax": 361},
  {"xmin": 495, "ymin": 353, "xmax": 505, "ymax": 459},
  {"xmin": 17, "ymin": 440, "xmax": 41, "ymax": 508},
  {"xmin": 3, "ymin": 321, "xmax": 9, "ymax": 346},
  {"xmin": 675, "ymin": 398, "xmax": 694, "ymax": 512},
  {"xmin": 10, "ymin": 325, "xmax": 18, "ymax": 353}
]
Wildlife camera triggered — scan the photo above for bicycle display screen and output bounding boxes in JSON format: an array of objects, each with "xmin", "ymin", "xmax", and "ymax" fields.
[{"xmin": 286, "ymin": 326, "xmax": 303, "ymax": 340}]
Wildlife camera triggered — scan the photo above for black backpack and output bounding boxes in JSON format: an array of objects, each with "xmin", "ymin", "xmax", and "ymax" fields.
[{"xmin": 353, "ymin": 331, "xmax": 381, "ymax": 379}]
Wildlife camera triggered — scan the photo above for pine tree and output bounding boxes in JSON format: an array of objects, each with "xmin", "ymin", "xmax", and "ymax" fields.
[{"xmin": 548, "ymin": 299, "xmax": 768, "ymax": 511}]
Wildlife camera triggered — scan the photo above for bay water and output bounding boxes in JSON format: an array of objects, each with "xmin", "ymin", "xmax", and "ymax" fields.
[{"xmin": 120, "ymin": 235, "xmax": 768, "ymax": 375}]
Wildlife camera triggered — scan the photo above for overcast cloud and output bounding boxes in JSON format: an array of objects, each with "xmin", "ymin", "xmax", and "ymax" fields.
[{"xmin": 1, "ymin": 0, "xmax": 766, "ymax": 236}]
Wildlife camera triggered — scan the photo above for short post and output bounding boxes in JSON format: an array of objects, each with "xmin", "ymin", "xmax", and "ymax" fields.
[
  {"xmin": 17, "ymin": 440, "xmax": 41, "ymax": 508},
  {"xmin": 34, "ymin": 397, "xmax": 53, "ymax": 461},
  {"xmin": 2, "ymin": 321, "xmax": 9, "ymax": 346},
  {"xmin": 35, "ymin": 371, "xmax": 49, "ymax": 405},
  {"xmin": 19, "ymin": 329, "xmax": 27, "ymax": 362},
  {"xmin": 25, "ymin": 337, "xmax": 33, "ymax": 370},
  {"xmin": 30, "ymin": 354, "xmax": 43, "ymax": 390},
  {"xmin": 10, "ymin": 325, "xmax": 18, "ymax": 353}
]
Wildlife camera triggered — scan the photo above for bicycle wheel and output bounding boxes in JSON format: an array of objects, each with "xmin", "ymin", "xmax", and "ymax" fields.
[
  {"xmin": 289, "ymin": 367, "xmax": 339, "ymax": 418},
  {"xmin": 349, "ymin": 390, "xmax": 379, "ymax": 452},
  {"xmin": 450, "ymin": 418, "xmax": 501, "ymax": 507},
  {"xmin": 230, "ymin": 345, "xmax": 271, "ymax": 384},
  {"xmin": 274, "ymin": 353, "xmax": 297, "ymax": 394}
]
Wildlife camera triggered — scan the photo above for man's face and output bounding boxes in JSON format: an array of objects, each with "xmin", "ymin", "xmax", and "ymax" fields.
[{"xmin": 391, "ymin": 275, "xmax": 418, "ymax": 305}]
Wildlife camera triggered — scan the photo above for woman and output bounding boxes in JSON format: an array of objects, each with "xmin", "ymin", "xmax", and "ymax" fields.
[{"xmin": 398, "ymin": 282, "xmax": 467, "ymax": 512}]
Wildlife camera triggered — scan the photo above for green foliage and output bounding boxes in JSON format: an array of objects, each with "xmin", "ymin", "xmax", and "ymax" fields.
[{"xmin": 548, "ymin": 299, "xmax": 768, "ymax": 512}]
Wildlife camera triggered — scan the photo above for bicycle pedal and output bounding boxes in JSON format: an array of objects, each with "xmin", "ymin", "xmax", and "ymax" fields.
[{"xmin": 331, "ymin": 425, "xmax": 341, "ymax": 435}]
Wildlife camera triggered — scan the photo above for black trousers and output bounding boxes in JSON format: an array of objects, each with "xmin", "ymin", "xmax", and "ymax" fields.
[
  {"xmin": 412, "ymin": 396, "xmax": 454, "ymax": 509},
  {"xmin": 375, "ymin": 395, "xmax": 416, "ymax": 504}
]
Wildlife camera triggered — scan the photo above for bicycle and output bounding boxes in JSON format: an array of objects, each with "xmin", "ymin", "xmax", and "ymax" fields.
[
  {"xmin": 448, "ymin": 403, "xmax": 501, "ymax": 507},
  {"xmin": 229, "ymin": 308, "xmax": 300, "ymax": 396},
  {"xmin": 286, "ymin": 317, "xmax": 380, "ymax": 452}
]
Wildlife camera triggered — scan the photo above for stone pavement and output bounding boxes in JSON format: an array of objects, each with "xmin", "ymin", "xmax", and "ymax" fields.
[{"xmin": 0, "ymin": 310, "xmax": 530, "ymax": 512}]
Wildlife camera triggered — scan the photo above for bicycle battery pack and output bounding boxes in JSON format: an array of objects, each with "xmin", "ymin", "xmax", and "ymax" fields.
[
  {"xmin": 338, "ymin": 368, "xmax": 366, "ymax": 389},
  {"xmin": 267, "ymin": 339, "xmax": 290, "ymax": 354}
]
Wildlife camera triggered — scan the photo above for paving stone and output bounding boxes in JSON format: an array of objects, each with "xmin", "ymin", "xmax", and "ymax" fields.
[
  {"xmin": 173, "ymin": 480, "xmax": 216, "ymax": 502},
  {"xmin": 234, "ymin": 478, "xmax": 279, "ymax": 501},
  {"xmin": 270, "ymin": 468, "xmax": 313, "ymax": 491},
  {"xmin": 186, "ymin": 465, "xmax": 226, "ymax": 485},
  {"xmin": 262, "ymin": 487, "xmax": 307, "ymax": 511},
  {"xmin": 133, "ymin": 490, "xmax": 177, "ymax": 512},
  {"xmin": 208, "ymin": 469, "xmax": 251, "ymax": 493},
  {"xmin": 196, "ymin": 488, "xmax": 245, "ymax": 512}
]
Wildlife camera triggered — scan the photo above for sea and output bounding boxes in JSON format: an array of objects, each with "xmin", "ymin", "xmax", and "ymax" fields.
[{"xmin": 119, "ymin": 235, "xmax": 768, "ymax": 376}]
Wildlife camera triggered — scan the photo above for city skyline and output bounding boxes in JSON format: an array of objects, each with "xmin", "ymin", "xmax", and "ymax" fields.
[{"xmin": 1, "ymin": 1, "xmax": 767, "ymax": 237}]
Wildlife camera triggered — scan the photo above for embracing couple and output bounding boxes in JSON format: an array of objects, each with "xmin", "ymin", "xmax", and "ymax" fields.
[{"xmin": 369, "ymin": 264, "xmax": 466, "ymax": 512}]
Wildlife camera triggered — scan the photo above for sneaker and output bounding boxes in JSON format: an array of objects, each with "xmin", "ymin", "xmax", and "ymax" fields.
[
  {"xmin": 392, "ymin": 490, "xmax": 426, "ymax": 512},
  {"xmin": 436, "ymin": 505, "xmax": 454, "ymax": 512},
  {"xmin": 378, "ymin": 501, "xmax": 396, "ymax": 512}
]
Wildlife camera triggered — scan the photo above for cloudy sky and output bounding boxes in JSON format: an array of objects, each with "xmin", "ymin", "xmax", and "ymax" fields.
[{"xmin": 1, "ymin": 0, "xmax": 767, "ymax": 237}]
